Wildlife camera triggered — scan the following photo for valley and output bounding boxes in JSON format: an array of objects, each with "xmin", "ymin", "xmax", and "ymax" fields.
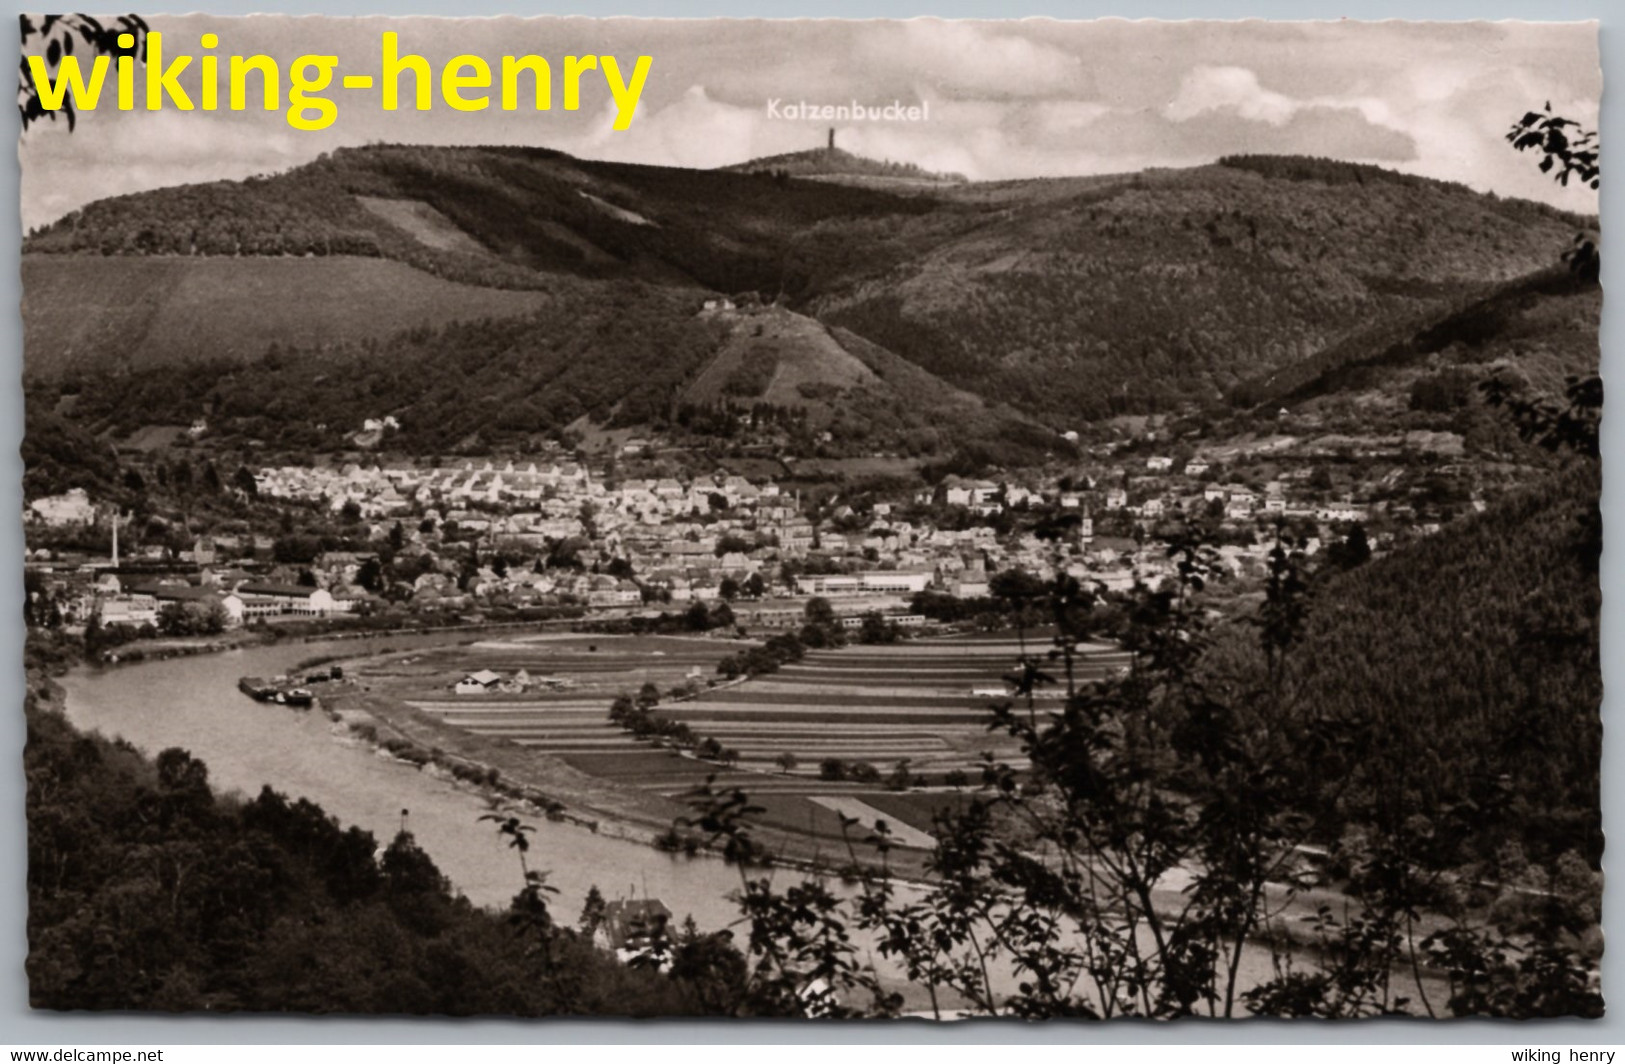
[{"xmin": 21, "ymin": 139, "xmax": 1603, "ymax": 1020}]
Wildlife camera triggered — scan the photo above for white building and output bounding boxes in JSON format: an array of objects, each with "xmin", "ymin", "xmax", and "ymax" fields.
[{"xmin": 29, "ymin": 488, "xmax": 96, "ymax": 527}]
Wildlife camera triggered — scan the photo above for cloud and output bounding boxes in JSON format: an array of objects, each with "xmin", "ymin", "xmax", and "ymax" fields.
[
  {"xmin": 1166, "ymin": 66, "xmax": 1298, "ymax": 125},
  {"xmin": 16, "ymin": 16, "xmax": 1600, "ymax": 227},
  {"xmin": 1027, "ymin": 100, "xmax": 1112, "ymax": 136},
  {"xmin": 20, "ymin": 109, "xmax": 314, "ymax": 230},
  {"xmin": 855, "ymin": 20, "xmax": 1091, "ymax": 100},
  {"xmin": 1153, "ymin": 63, "xmax": 1421, "ymax": 169},
  {"xmin": 571, "ymin": 82, "xmax": 909, "ymax": 170}
]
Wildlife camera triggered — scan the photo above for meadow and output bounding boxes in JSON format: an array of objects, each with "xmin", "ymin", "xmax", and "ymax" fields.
[{"xmin": 22, "ymin": 254, "xmax": 549, "ymax": 378}]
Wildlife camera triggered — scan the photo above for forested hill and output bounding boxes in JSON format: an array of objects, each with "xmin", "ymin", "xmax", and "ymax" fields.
[
  {"xmin": 25, "ymin": 145, "xmax": 1592, "ymax": 425},
  {"xmin": 721, "ymin": 146, "xmax": 968, "ymax": 185},
  {"xmin": 24, "ymin": 143, "xmax": 935, "ymax": 293},
  {"xmin": 1284, "ymin": 458, "xmax": 1602, "ymax": 869},
  {"xmin": 806, "ymin": 158, "xmax": 1591, "ymax": 422},
  {"xmin": 45, "ymin": 282, "xmax": 1054, "ymax": 462},
  {"xmin": 1229, "ymin": 262, "xmax": 1597, "ymax": 409}
]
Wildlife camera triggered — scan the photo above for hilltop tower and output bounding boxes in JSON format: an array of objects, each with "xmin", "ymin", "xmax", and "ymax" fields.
[{"xmin": 827, "ymin": 127, "xmax": 835, "ymax": 151}]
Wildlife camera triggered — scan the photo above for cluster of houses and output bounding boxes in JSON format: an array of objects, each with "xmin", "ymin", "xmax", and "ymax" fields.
[
  {"xmin": 932, "ymin": 461, "xmax": 1372, "ymax": 527},
  {"xmin": 25, "ymin": 429, "xmax": 1486, "ymax": 641},
  {"xmin": 50, "ymin": 570, "xmax": 346, "ymax": 631},
  {"xmin": 255, "ymin": 460, "xmax": 780, "ymax": 527}
]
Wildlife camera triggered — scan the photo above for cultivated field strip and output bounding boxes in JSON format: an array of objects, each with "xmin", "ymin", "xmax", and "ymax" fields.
[
  {"xmin": 403, "ymin": 636, "xmax": 1127, "ymax": 769},
  {"xmin": 392, "ymin": 633, "xmax": 1110, "ymax": 840}
]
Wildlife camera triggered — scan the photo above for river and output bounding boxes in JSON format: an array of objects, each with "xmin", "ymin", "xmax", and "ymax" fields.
[
  {"xmin": 55, "ymin": 633, "xmax": 1447, "ymax": 1016},
  {"xmin": 59, "ymin": 635, "xmax": 749, "ymax": 932}
]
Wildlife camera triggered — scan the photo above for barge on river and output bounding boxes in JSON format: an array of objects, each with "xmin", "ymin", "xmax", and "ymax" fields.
[{"xmin": 238, "ymin": 676, "xmax": 316, "ymax": 707}]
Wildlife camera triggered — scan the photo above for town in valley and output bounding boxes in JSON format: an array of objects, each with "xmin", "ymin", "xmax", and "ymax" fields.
[{"xmin": 17, "ymin": 15, "xmax": 1604, "ymax": 1018}]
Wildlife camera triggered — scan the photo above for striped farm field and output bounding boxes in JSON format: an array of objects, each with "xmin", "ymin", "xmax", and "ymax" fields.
[{"xmin": 386, "ymin": 629, "xmax": 1128, "ymax": 848}]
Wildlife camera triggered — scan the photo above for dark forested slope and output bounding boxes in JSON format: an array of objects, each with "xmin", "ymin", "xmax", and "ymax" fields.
[
  {"xmin": 808, "ymin": 158, "xmax": 1588, "ymax": 422},
  {"xmin": 24, "ymin": 143, "xmax": 937, "ymax": 295},
  {"xmin": 1288, "ymin": 459, "xmax": 1602, "ymax": 867},
  {"xmin": 44, "ymin": 280, "xmax": 1048, "ymax": 460},
  {"xmin": 25, "ymin": 147, "xmax": 1589, "ymax": 429},
  {"xmin": 722, "ymin": 145, "xmax": 968, "ymax": 186}
]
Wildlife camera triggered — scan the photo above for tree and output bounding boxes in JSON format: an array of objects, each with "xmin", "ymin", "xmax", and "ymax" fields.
[
  {"xmin": 988, "ymin": 567, "xmax": 1045, "ymax": 608},
  {"xmin": 858, "ymin": 611, "xmax": 897, "ymax": 645},
  {"xmin": 1508, "ymin": 103, "xmax": 1599, "ymax": 190},
  {"xmin": 157, "ymin": 599, "xmax": 226, "ymax": 637},
  {"xmin": 803, "ymin": 597, "xmax": 836, "ymax": 628},
  {"xmin": 232, "ymin": 465, "xmax": 258, "ymax": 497},
  {"xmin": 578, "ymin": 885, "xmax": 607, "ymax": 936},
  {"xmin": 799, "ymin": 596, "xmax": 846, "ymax": 648},
  {"xmin": 81, "ymin": 609, "xmax": 103, "ymax": 657},
  {"xmin": 774, "ymin": 751, "xmax": 798, "ymax": 775},
  {"xmin": 1325, "ymin": 522, "xmax": 1371, "ymax": 570},
  {"xmin": 715, "ymin": 534, "xmax": 751, "ymax": 557},
  {"xmin": 677, "ymin": 529, "xmax": 1602, "ymax": 1019},
  {"xmin": 668, "ymin": 922, "xmax": 749, "ymax": 1014},
  {"xmin": 709, "ymin": 601, "xmax": 736, "ymax": 630},
  {"xmin": 19, "ymin": 14, "xmax": 148, "ymax": 132},
  {"xmin": 685, "ymin": 600, "xmax": 712, "ymax": 632},
  {"xmin": 355, "ymin": 557, "xmax": 384, "ymax": 593},
  {"xmin": 846, "ymin": 761, "xmax": 880, "ymax": 784},
  {"xmin": 1507, "ymin": 104, "xmax": 1600, "ymax": 282},
  {"xmin": 274, "ymin": 535, "xmax": 321, "ymax": 565}
]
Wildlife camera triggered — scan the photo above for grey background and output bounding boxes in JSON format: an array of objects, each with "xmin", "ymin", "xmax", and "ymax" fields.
[{"xmin": 0, "ymin": 0, "xmax": 1612, "ymax": 1045}]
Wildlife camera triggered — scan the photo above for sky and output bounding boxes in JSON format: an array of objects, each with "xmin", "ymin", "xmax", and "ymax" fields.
[{"xmin": 17, "ymin": 16, "xmax": 1602, "ymax": 230}]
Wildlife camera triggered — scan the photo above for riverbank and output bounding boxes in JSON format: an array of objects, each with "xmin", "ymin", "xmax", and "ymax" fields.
[
  {"xmin": 294, "ymin": 643, "xmax": 1422, "ymax": 950},
  {"xmin": 323, "ymin": 683, "xmax": 680, "ymax": 842},
  {"xmin": 319, "ymin": 677, "xmax": 937, "ymax": 880},
  {"xmin": 304, "ymin": 641, "xmax": 1499, "ymax": 1014},
  {"xmin": 39, "ymin": 630, "xmax": 1493, "ymax": 1015},
  {"xmin": 89, "ymin": 613, "xmax": 594, "ymax": 667},
  {"xmin": 39, "ymin": 623, "xmax": 895, "ymax": 878}
]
